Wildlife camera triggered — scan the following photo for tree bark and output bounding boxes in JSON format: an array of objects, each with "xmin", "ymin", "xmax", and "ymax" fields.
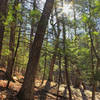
[
  {"xmin": 6, "ymin": 0, "xmax": 19, "ymax": 74},
  {"xmin": 0, "ymin": 0, "xmax": 8, "ymax": 59},
  {"xmin": 6, "ymin": 23, "xmax": 16, "ymax": 74},
  {"xmin": 6, "ymin": 0, "xmax": 20, "ymax": 88},
  {"xmin": 17, "ymin": 0, "xmax": 54, "ymax": 100},
  {"xmin": 6, "ymin": 22, "xmax": 22, "ymax": 88}
]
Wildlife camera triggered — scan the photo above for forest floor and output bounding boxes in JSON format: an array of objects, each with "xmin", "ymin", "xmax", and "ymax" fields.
[{"xmin": 0, "ymin": 68, "xmax": 100, "ymax": 100}]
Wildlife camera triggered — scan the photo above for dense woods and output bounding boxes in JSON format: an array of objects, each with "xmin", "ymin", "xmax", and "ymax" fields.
[{"xmin": 0, "ymin": 0, "xmax": 100, "ymax": 100}]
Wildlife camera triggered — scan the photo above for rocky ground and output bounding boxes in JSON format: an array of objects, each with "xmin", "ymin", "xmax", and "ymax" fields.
[{"xmin": 0, "ymin": 69, "xmax": 100, "ymax": 100}]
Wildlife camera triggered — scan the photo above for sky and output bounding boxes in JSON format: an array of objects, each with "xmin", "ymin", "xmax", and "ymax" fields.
[{"xmin": 40, "ymin": 0, "xmax": 74, "ymax": 17}]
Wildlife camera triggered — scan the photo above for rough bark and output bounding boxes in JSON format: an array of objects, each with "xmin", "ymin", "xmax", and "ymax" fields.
[{"xmin": 17, "ymin": 0, "xmax": 54, "ymax": 100}]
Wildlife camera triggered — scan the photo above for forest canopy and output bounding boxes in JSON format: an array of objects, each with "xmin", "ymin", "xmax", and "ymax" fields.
[{"xmin": 0, "ymin": 0, "xmax": 100, "ymax": 100}]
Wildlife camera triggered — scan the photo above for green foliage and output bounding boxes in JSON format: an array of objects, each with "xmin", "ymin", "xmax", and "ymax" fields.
[
  {"xmin": 15, "ymin": 34, "xmax": 29, "ymax": 68},
  {"xmin": 82, "ymin": 14, "xmax": 88, "ymax": 23},
  {"xmin": 1, "ymin": 0, "xmax": 100, "ymax": 89},
  {"xmin": 0, "ymin": 13, "xmax": 5, "ymax": 22},
  {"xmin": 92, "ymin": 31, "xmax": 99, "ymax": 35},
  {"xmin": 30, "ymin": 9, "xmax": 41, "ymax": 17},
  {"xmin": 30, "ymin": 9, "xmax": 41, "ymax": 23},
  {"xmin": 94, "ymin": 0, "xmax": 100, "ymax": 14},
  {"xmin": 5, "ymin": 5, "xmax": 14, "ymax": 25},
  {"xmin": 15, "ymin": 3, "xmax": 21, "ymax": 11},
  {"xmin": 94, "ymin": 71, "xmax": 100, "ymax": 81},
  {"xmin": 2, "ymin": 49, "xmax": 10, "ymax": 56}
]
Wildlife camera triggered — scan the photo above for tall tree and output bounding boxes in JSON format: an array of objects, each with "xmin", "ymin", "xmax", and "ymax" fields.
[
  {"xmin": 62, "ymin": 20, "xmax": 72, "ymax": 100},
  {"xmin": 30, "ymin": 0, "xmax": 36, "ymax": 50},
  {"xmin": 17, "ymin": 0, "xmax": 54, "ymax": 100},
  {"xmin": 6, "ymin": 0, "xmax": 20, "ymax": 88},
  {"xmin": 88, "ymin": 1, "xmax": 100, "ymax": 99},
  {"xmin": 48, "ymin": 2, "xmax": 61, "ymax": 82},
  {"xmin": 62, "ymin": 0, "xmax": 72, "ymax": 100},
  {"xmin": 0, "ymin": 0, "xmax": 8, "ymax": 59}
]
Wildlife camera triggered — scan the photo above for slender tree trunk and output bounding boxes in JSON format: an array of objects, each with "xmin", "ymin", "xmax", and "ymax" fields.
[
  {"xmin": 6, "ymin": 0, "xmax": 20, "ymax": 88},
  {"xmin": 17, "ymin": 0, "xmax": 54, "ymax": 100},
  {"xmin": 30, "ymin": 0, "xmax": 36, "ymax": 50},
  {"xmin": 88, "ymin": 28, "xmax": 96, "ymax": 100},
  {"xmin": 56, "ymin": 54, "xmax": 61, "ymax": 100},
  {"xmin": 0, "ymin": 25, "xmax": 4, "ymax": 59},
  {"xmin": 6, "ymin": 22, "xmax": 16, "ymax": 75},
  {"xmin": 63, "ymin": 35, "xmax": 72, "ymax": 100},
  {"xmin": 48, "ymin": 53, "xmax": 57, "ymax": 81},
  {"xmin": 90, "ymin": 43, "xmax": 95, "ymax": 100},
  {"xmin": 40, "ymin": 35, "xmax": 48, "ymax": 87},
  {"xmin": 48, "ymin": 3, "xmax": 61, "ymax": 82},
  {"xmin": 62, "ymin": 1, "xmax": 72, "ymax": 99},
  {"xmin": 88, "ymin": 27, "xmax": 98, "ymax": 100},
  {"xmin": 40, "ymin": 53, "xmax": 47, "ymax": 87},
  {"xmin": 0, "ymin": 0, "xmax": 8, "ymax": 59},
  {"xmin": 88, "ymin": 1, "xmax": 99, "ymax": 99},
  {"xmin": 62, "ymin": 23, "xmax": 72, "ymax": 100},
  {"xmin": 6, "ymin": 22, "xmax": 22, "ymax": 88}
]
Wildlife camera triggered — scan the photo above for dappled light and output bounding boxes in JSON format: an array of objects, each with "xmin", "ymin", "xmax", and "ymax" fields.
[{"xmin": 0, "ymin": 0, "xmax": 100, "ymax": 100}]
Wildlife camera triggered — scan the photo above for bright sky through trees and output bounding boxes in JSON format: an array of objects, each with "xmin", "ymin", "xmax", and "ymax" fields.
[{"xmin": 41, "ymin": 0, "xmax": 73, "ymax": 16}]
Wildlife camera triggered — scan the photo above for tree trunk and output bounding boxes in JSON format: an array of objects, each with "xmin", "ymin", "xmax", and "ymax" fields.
[
  {"xmin": 40, "ymin": 52, "xmax": 47, "ymax": 87},
  {"xmin": 56, "ymin": 54, "xmax": 62, "ymax": 100},
  {"xmin": 62, "ymin": 0, "xmax": 72, "ymax": 99},
  {"xmin": 6, "ymin": 22, "xmax": 22, "ymax": 88},
  {"xmin": 62, "ymin": 24, "xmax": 72, "ymax": 100},
  {"xmin": 0, "ymin": 0, "xmax": 8, "ymax": 59},
  {"xmin": 48, "ymin": 3, "xmax": 61, "ymax": 82},
  {"xmin": 6, "ymin": 22, "xmax": 16, "ymax": 75},
  {"xmin": 6, "ymin": 0, "xmax": 20, "ymax": 88},
  {"xmin": 88, "ymin": 1, "xmax": 98, "ymax": 99},
  {"xmin": 17, "ymin": 0, "xmax": 54, "ymax": 100},
  {"xmin": 30, "ymin": 0, "xmax": 36, "ymax": 50}
]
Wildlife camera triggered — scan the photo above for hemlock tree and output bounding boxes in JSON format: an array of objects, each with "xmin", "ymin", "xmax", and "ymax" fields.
[{"xmin": 17, "ymin": 0, "xmax": 54, "ymax": 100}]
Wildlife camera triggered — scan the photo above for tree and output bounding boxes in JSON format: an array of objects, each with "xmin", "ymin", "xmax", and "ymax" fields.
[
  {"xmin": 17, "ymin": 0, "xmax": 54, "ymax": 100},
  {"xmin": 61, "ymin": 0, "xmax": 72, "ymax": 99},
  {"xmin": 30, "ymin": 0, "xmax": 36, "ymax": 49},
  {"xmin": 83, "ymin": 0, "xmax": 100, "ymax": 99},
  {"xmin": 6, "ymin": 0, "xmax": 20, "ymax": 88},
  {"xmin": 48, "ymin": 2, "xmax": 61, "ymax": 82},
  {"xmin": 0, "ymin": 0, "xmax": 8, "ymax": 59},
  {"xmin": 62, "ymin": 15, "xmax": 72, "ymax": 100}
]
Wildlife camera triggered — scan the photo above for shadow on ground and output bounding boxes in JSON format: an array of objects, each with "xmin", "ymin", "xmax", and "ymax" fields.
[{"xmin": 0, "ymin": 86, "xmax": 18, "ymax": 100}]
